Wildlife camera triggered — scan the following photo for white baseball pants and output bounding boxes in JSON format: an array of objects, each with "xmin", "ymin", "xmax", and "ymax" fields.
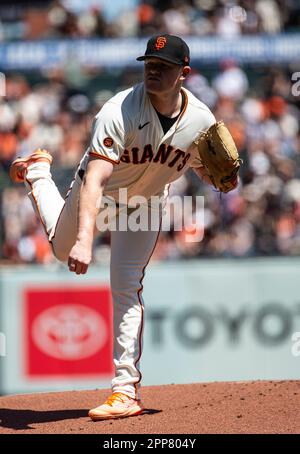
[{"xmin": 25, "ymin": 162, "xmax": 161, "ymax": 399}]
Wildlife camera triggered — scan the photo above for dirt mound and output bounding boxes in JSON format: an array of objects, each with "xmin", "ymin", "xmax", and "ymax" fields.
[{"xmin": 0, "ymin": 380, "xmax": 299, "ymax": 434}]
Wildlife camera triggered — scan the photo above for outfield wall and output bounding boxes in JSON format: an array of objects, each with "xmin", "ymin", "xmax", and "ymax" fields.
[{"xmin": 0, "ymin": 259, "xmax": 300, "ymax": 394}]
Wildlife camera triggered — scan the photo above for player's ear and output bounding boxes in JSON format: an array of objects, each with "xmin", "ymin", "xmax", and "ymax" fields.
[{"xmin": 180, "ymin": 66, "xmax": 191, "ymax": 81}]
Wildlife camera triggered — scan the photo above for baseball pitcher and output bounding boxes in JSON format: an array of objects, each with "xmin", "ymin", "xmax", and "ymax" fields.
[{"xmin": 10, "ymin": 34, "xmax": 240, "ymax": 420}]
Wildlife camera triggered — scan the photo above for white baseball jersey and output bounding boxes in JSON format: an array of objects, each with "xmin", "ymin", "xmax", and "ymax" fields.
[{"xmin": 79, "ymin": 82, "xmax": 216, "ymax": 202}]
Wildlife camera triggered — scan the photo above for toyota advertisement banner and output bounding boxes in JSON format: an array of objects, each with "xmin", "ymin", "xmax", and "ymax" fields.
[
  {"xmin": 0, "ymin": 259, "xmax": 300, "ymax": 394},
  {"xmin": 0, "ymin": 267, "xmax": 114, "ymax": 394},
  {"xmin": 24, "ymin": 287, "xmax": 113, "ymax": 378}
]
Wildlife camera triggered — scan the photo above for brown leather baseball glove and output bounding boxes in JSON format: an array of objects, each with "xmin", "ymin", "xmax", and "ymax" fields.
[{"xmin": 195, "ymin": 121, "xmax": 242, "ymax": 193}]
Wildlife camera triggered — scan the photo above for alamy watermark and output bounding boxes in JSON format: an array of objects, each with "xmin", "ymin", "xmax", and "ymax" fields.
[
  {"xmin": 291, "ymin": 72, "xmax": 300, "ymax": 97},
  {"xmin": 0, "ymin": 72, "xmax": 5, "ymax": 97},
  {"xmin": 0, "ymin": 332, "xmax": 6, "ymax": 357},
  {"xmin": 291, "ymin": 332, "xmax": 300, "ymax": 357},
  {"xmin": 95, "ymin": 189, "xmax": 205, "ymax": 242}
]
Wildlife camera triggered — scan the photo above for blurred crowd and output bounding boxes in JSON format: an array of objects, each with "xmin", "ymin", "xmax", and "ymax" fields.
[
  {"xmin": 1, "ymin": 58, "xmax": 300, "ymax": 264},
  {"xmin": 0, "ymin": 0, "xmax": 299, "ymax": 41}
]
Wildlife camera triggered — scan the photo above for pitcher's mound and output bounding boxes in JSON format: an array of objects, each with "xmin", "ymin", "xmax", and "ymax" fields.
[{"xmin": 0, "ymin": 380, "xmax": 299, "ymax": 434}]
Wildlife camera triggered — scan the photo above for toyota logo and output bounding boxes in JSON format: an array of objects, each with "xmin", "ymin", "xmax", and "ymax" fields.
[{"xmin": 32, "ymin": 304, "xmax": 107, "ymax": 360}]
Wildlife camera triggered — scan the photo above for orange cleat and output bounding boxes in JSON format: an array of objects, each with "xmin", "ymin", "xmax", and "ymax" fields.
[
  {"xmin": 9, "ymin": 148, "xmax": 53, "ymax": 183},
  {"xmin": 88, "ymin": 392, "xmax": 144, "ymax": 421}
]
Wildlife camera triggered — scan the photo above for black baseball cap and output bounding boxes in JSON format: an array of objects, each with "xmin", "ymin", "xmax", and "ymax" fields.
[{"xmin": 137, "ymin": 34, "xmax": 190, "ymax": 66}]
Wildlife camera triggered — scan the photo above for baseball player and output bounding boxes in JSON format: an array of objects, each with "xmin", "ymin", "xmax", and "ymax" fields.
[{"xmin": 10, "ymin": 34, "xmax": 235, "ymax": 420}]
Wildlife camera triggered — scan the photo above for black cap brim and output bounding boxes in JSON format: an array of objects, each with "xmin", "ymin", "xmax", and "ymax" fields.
[{"xmin": 136, "ymin": 54, "xmax": 183, "ymax": 65}]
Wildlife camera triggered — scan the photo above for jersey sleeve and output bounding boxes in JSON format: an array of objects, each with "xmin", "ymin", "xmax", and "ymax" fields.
[
  {"xmin": 189, "ymin": 109, "xmax": 216, "ymax": 169},
  {"xmin": 89, "ymin": 101, "xmax": 127, "ymax": 164}
]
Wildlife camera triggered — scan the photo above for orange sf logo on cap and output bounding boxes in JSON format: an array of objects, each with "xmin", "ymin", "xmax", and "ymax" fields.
[
  {"xmin": 155, "ymin": 36, "xmax": 167, "ymax": 50},
  {"xmin": 103, "ymin": 137, "xmax": 114, "ymax": 147}
]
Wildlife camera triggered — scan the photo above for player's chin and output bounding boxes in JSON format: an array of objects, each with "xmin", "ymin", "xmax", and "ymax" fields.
[{"xmin": 145, "ymin": 80, "xmax": 164, "ymax": 95}]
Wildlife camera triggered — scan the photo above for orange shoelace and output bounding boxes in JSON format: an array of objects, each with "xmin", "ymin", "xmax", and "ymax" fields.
[{"xmin": 105, "ymin": 393, "xmax": 130, "ymax": 407}]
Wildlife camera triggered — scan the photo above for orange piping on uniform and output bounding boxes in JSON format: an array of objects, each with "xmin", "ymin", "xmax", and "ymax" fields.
[
  {"xmin": 134, "ymin": 215, "xmax": 163, "ymax": 399},
  {"xmin": 176, "ymin": 88, "xmax": 188, "ymax": 126},
  {"xmin": 88, "ymin": 150, "xmax": 120, "ymax": 165},
  {"xmin": 49, "ymin": 177, "xmax": 75, "ymax": 244},
  {"xmin": 25, "ymin": 178, "xmax": 48, "ymax": 237}
]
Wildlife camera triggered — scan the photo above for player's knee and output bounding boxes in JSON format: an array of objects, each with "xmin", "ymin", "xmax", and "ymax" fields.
[
  {"xmin": 111, "ymin": 267, "xmax": 142, "ymax": 291},
  {"xmin": 51, "ymin": 243, "xmax": 69, "ymax": 263}
]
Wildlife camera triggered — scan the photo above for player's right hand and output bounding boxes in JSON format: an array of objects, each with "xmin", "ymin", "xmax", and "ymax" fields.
[{"xmin": 68, "ymin": 240, "xmax": 92, "ymax": 275}]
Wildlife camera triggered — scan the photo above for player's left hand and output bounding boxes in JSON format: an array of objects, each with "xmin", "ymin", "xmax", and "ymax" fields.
[
  {"xmin": 68, "ymin": 240, "xmax": 92, "ymax": 275},
  {"xmin": 194, "ymin": 121, "xmax": 242, "ymax": 193}
]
